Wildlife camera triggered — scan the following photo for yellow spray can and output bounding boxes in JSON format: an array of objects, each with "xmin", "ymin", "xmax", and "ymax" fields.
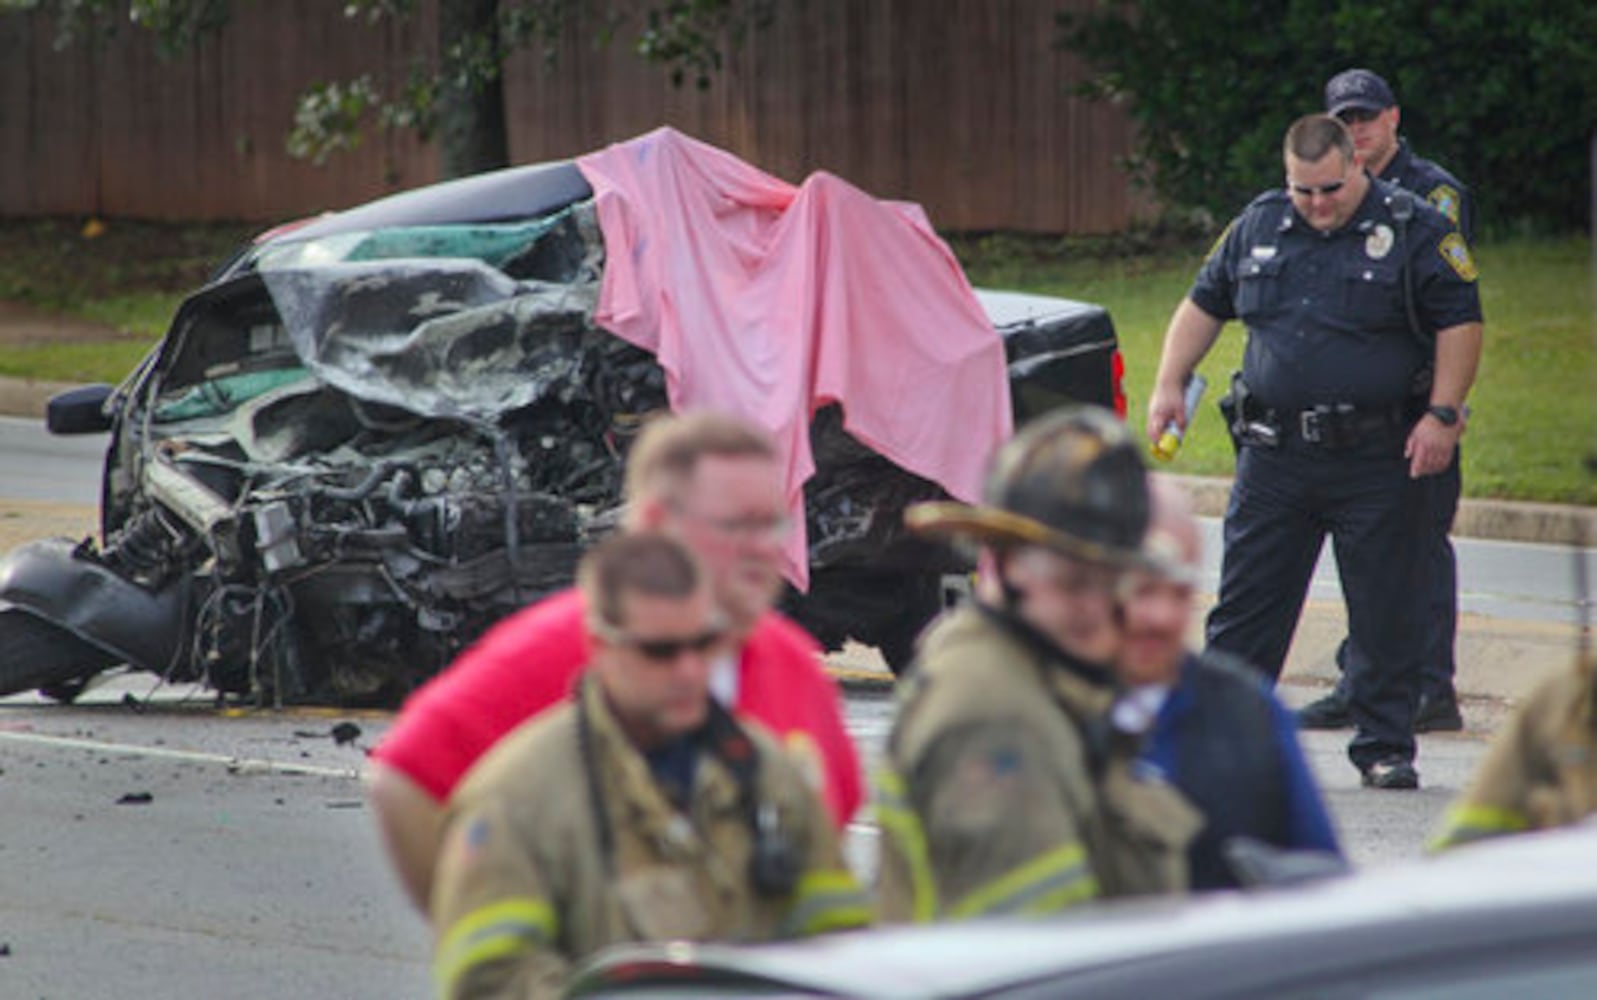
[{"xmin": 1152, "ymin": 374, "xmax": 1208, "ymax": 461}]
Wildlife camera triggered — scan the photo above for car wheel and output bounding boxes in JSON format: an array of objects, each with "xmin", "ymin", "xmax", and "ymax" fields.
[
  {"xmin": 784, "ymin": 569, "xmax": 942, "ymax": 678},
  {"xmin": 0, "ymin": 608, "xmax": 119, "ymax": 699},
  {"xmin": 862, "ymin": 571, "xmax": 942, "ymax": 677}
]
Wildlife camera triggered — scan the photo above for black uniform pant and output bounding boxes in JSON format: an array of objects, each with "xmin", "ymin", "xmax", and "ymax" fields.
[
  {"xmin": 1204, "ymin": 436, "xmax": 1428, "ymax": 771},
  {"xmin": 1334, "ymin": 448, "xmax": 1460, "ymax": 701}
]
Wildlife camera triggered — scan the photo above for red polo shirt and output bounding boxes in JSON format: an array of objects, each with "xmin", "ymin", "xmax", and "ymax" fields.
[{"xmin": 371, "ymin": 589, "xmax": 862, "ymax": 827}]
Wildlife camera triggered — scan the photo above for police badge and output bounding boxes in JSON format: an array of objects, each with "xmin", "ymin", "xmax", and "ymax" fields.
[{"xmin": 1365, "ymin": 224, "xmax": 1394, "ymax": 260}]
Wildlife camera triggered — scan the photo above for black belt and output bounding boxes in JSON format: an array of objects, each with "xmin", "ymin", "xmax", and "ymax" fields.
[{"xmin": 1271, "ymin": 400, "xmax": 1413, "ymax": 448}]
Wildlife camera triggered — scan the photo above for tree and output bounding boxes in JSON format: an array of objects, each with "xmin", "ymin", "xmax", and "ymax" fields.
[
  {"xmin": 5, "ymin": 0, "xmax": 774, "ymax": 178},
  {"xmin": 1058, "ymin": 0, "xmax": 1597, "ymax": 235}
]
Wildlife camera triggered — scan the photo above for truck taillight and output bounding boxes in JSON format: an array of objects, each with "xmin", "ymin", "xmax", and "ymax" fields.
[{"xmin": 1111, "ymin": 349, "xmax": 1127, "ymax": 419}]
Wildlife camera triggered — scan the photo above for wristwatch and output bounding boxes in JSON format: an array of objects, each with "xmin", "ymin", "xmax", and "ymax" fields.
[{"xmin": 1426, "ymin": 404, "xmax": 1460, "ymax": 427}]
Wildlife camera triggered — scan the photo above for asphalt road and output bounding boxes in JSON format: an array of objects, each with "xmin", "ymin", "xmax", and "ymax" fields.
[
  {"xmin": 0, "ymin": 415, "xmax": 106, "ymax": 503},
  {"xmin": 0, "ymin": 674, "xmax": 1493, "ymax": 999}
]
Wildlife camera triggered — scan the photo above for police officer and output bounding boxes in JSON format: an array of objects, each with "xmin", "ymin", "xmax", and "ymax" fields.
[
  {"xmin": 1328, "ymin": 68, "xmax": 1474, "ymax": 242},
  {"xmin": 1429, "ymin": 652, "xmax": 1597, "ymax": 849},
  {"xmin": 430, "ymin": 533, "xmax": 868, "ymax": 1000},
  {"xmin": 876, "ymin": 406, "xmax": 1200, "ymax": 922},
  {"xmin": 1300, "ymin": 68, "xmax": 1478, "ymax": 735},
  {"xmin": 1147, "ymin": 114, "xmax": 1483, "ymax": 790}
]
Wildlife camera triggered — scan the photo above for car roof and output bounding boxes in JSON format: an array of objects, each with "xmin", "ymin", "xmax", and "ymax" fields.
[
  {"xmin": 572, "ymin": 821, "xmax": 1597, "ymax": 999},
  {"xmin": 260, "ymin": 159, "xmax": 594, "ymax": 246}
]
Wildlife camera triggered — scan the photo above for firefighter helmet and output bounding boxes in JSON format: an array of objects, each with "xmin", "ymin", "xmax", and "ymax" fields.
[{"xmin": 906, "ymin": 405, "xmax": 1150, "ymax": 566}]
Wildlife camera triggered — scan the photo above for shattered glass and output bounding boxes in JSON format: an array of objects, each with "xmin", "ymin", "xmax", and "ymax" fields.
[{"xmin": 257, "ymin": 204, "xmax": 608, "ymax": 426}]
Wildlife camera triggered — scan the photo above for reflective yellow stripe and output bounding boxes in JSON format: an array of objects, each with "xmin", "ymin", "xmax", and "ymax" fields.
[
  {"xmin": 948, "ymin": 841, "xmax": 1097, "ymax": 918},
  {"xmin": 1428, "ymin": 803, "xmax": 1530, "ymax": 852},
  {"xmin": 875, "ymin": 766, "xmax": 939, "ymax": 922},
  {"xmin": 433, "ymin": 897, "xmax": 557, "ymax": 999},
  {"xmin": 784, "ymin": 868, "xmax": 872, "ymax": 936}
]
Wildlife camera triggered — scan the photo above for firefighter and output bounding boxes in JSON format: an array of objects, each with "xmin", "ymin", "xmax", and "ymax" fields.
[
  {"xmin": 429, "ymin": 533, "xmax": 868, "ymax": 1000},
  {"xmin": 1430, "ymin": 652, "xmax": 1597, "ymax": 850},
  {"xmin": 875, "ymin": 405, "xmax": 1199, "ymax": 922}
]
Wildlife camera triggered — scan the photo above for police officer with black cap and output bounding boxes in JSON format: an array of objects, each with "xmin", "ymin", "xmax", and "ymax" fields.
[
  {"xmin": 1301, "ymin": 68, "xmax": 1478, "ymax": 735},
  {"xmin": 1147, "ymin": 114, "xmax": 1483, "ymax": 790}
]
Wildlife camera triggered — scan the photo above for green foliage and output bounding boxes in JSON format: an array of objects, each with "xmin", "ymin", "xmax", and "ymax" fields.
[
  {"xmin": 287, "ymin": 77, "xmax": 385, "ymax": 165},
  {"xmin": 637, "ymin": 0, "xmax": 774, "ymax": 88},
  {"xmin": 0, "ymin": 0, "xmax": 229, "ymax": 54},
  {"xmin": 16, "ymin": 0, "xmax": 770, "ymax": 176},
  {"xmin": 1058, "ymin": 0, "xmax": 1597, "ymax": 236}
]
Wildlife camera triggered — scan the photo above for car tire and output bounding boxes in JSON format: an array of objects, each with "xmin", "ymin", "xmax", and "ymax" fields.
[
  {"xmin": 861, "ymin": 571, "xmax": 941, "ymax": 677},
  {"xmin": 0, "ymin": 607, "xmax": 119, "ymax": 699},
  {"xmin": 784, "ymin": 568, "xmax": 942, "ymax": 678}
]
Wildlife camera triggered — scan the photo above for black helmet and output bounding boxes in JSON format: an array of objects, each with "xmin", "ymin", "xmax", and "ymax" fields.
[{"xmin": 906, "ymin": 405, "xmax": 1150, "ymax": 566}]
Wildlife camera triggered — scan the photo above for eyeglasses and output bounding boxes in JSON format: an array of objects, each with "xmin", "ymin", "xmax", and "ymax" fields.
[
  {"xmin": 1286, "ymin": 177, "xmax": 1347, "ymax": 198},
  {"xmin": 594, "ymin": 620, "xmax": 727, "ymax": 662},
  {"xmin": 672, "ymin": 504, "xmax": 791, "ymax": 542},
  {"xmin": 1336, "ymin": 107, "xmax": 1383, "ymax": 125}
]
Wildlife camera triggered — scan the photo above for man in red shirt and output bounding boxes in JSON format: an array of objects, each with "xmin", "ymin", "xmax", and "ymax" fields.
[{"xmin": 368, "ymin": 412, "xmax": 863, "ymax": 912}]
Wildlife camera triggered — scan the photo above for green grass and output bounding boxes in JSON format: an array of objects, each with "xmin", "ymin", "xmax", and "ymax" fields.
[
  {"xmin": 0, "ymin": 339, "xmax": 157, "ymax": 384},
  {"xmin": 955, "ymin": 233, "xmax": 1596, "ymax": 506},
  {"xmin": 0, "ymin": 219, "xmax": 1591, "ymax": 504}
]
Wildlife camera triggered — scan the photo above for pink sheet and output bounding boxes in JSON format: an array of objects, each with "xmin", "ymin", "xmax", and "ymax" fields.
[{"xmin": 577, "ymin": 128, "xmax": 1012, "ymax": 588}]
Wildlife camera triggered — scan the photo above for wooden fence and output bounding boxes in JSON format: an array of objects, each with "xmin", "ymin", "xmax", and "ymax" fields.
[{"xmin": 0, "ymin": 0, "xmax": 1147, "ymax": 234}]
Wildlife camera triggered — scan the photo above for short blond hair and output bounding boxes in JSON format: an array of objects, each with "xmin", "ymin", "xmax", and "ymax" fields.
[
  {"xmin": 578, "ymin": 532, "xmax": 704, "ymax": 630},
  {"xmin": 622, "ymin": 411, "xmax": 778, "ymax": 505}
]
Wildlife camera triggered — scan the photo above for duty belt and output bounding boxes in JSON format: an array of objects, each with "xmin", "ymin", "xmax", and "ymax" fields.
[
  {"xmin": 1222, "ymin": 374, "xmax": 1417, "ymax": 451},
  {"xmin": 1279, "ymin": 401, "xmax": 1412, "ymax": 449}
]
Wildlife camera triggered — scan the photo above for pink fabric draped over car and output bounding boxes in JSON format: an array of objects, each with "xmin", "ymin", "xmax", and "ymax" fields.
[{"xmin": 577, "ymin": 127, "xmax": 1012, "ymax": 588}]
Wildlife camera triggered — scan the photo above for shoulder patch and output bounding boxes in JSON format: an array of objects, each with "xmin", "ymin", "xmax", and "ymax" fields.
[
  {"xmin": 1427, "ymin": 184, "xmax": 1462, "ymax": 225},
  {"xmin": 1439, "ymin": 232, "xmax": 1478, "ymax": 282}
]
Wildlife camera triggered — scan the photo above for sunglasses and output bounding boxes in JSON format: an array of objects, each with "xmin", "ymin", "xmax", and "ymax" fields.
[
  {"xmin": 594, "ymin": 621, "xmax": 727, "ymax": 662},
  {"xmin": 1336, "ymin": 107, "xmax": 1383, "ymax": 125},
  {"xmin": 1286, "ymin": 178, "xmax": 1347, "ymax": 198}
]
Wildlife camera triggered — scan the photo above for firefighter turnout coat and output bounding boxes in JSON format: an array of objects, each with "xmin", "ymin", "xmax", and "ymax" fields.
[
  {"xmin": 877, "ymin": 604, "xmax": 1199, "ymax": 921},
  {"xmin": 430, "ymin": 679, "xmax": 869, "ymax": 1000},
  {"xmin": 1431, "ymin": 654, "xmax": 1597, "ymax": 850}
]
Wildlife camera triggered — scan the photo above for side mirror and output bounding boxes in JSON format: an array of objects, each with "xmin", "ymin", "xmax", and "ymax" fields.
[{"xmin": 46, "ymin": 383, "xmax": 115, "ymax": 435}]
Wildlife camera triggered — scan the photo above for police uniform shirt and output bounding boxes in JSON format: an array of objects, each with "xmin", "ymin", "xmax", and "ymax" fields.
[
  {"xmin": 1382, "ymin": 139, "xmax": 1474, "ymax": 244},
  {"xmin": 1189, "ymin": 176, "xmax": 1482, "ymax": 412}
]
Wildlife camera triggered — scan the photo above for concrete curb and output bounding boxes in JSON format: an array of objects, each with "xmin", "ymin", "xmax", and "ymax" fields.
[{"xmin": 1159, "ymin": 472, "xmax": 1595, "ymax": 548}]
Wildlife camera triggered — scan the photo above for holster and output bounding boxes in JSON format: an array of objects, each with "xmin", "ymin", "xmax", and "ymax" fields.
[
  {"xmin": 1217, "ymin": 375, "xmax": 1241, "ymax": 453},
  {"xmin": 1218, "ymin": 372, "xmax": 1279, "ymax": 450}
]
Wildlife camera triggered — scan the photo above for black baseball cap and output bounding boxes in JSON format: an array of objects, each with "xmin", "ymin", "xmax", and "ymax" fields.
[{"xmin": 1325, "ymin": 68, "xmax": 1396, "ymax": 117}]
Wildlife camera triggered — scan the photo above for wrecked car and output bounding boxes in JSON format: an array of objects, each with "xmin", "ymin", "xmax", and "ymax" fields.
[{"xmin": 0, "ymin": 140, "xmax": 1123, "ymax": 706}]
